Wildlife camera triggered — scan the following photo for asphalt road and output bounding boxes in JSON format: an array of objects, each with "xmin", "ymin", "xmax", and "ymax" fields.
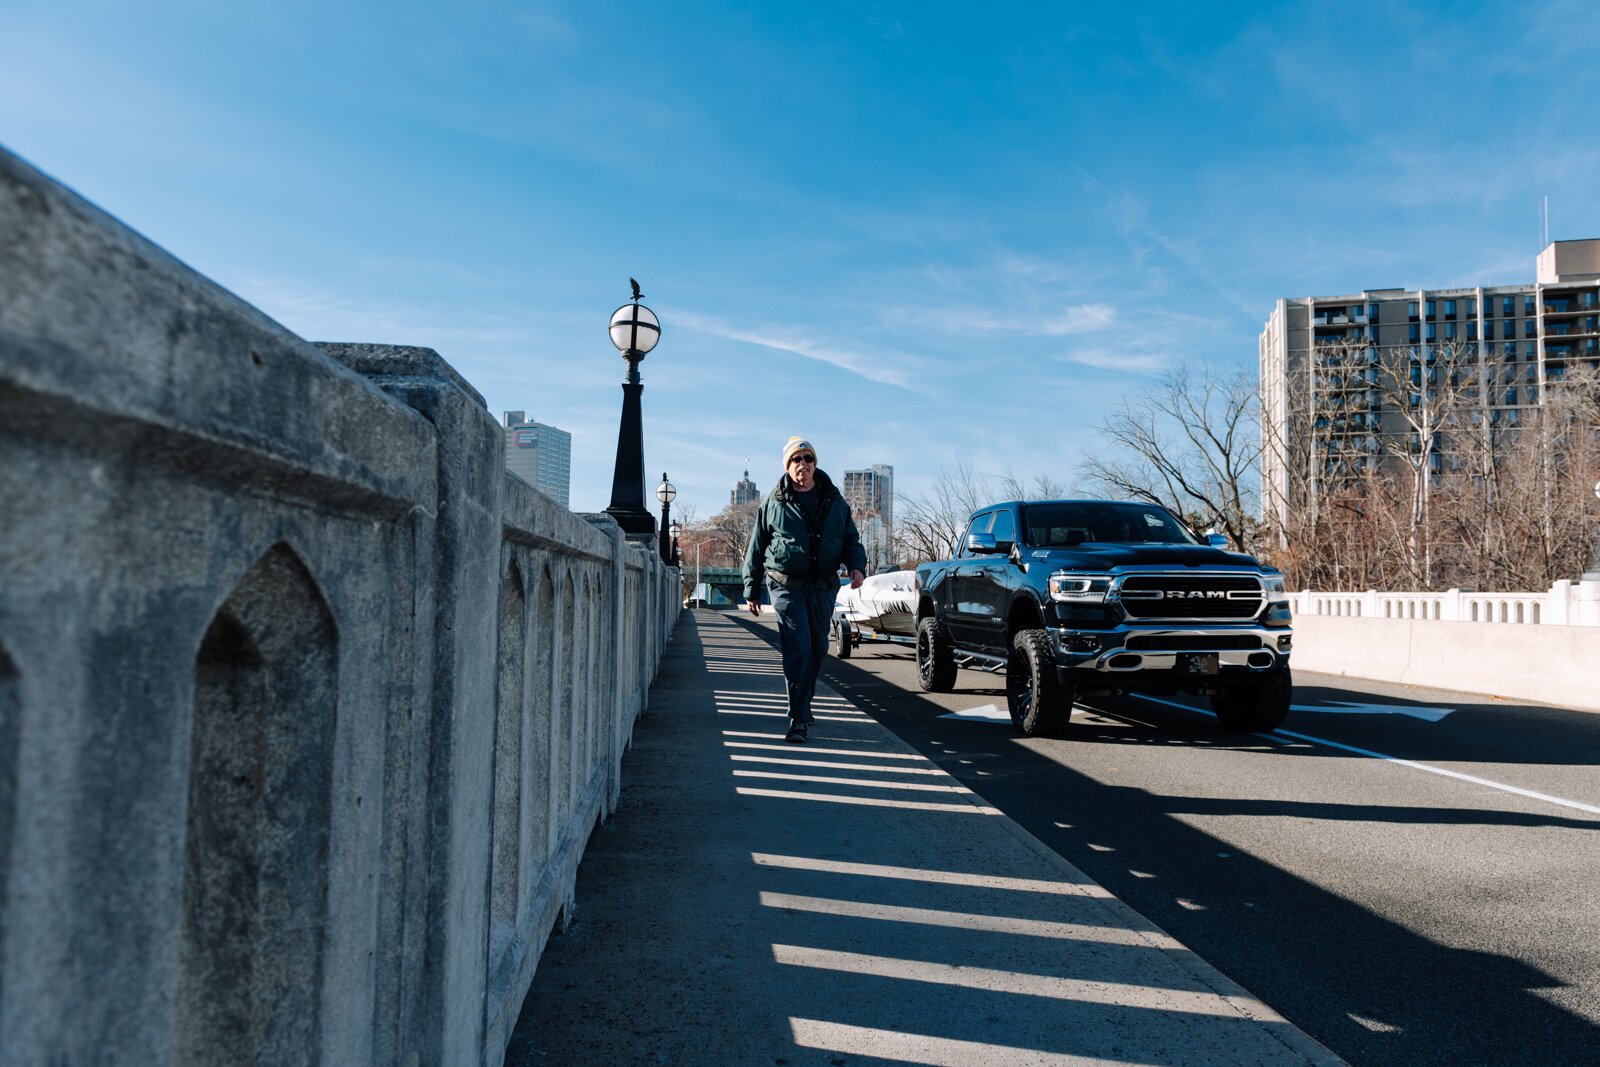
[{"xmin": 737, "ymin": 616, "xmax": 1600, "ymax": 1066}]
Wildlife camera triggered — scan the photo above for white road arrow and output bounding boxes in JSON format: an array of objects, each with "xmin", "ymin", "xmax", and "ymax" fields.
[
  {"xmin": 1291, "ymin": 701, "xmax": 1454, "ymax": 722},
  {"xmin": 940, "ymin": 703, "xmax": 1011, "ymax": 723}
]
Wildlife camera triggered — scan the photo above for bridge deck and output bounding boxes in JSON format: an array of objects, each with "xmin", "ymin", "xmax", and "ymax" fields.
[{"xmin": 504, "ymin": 611, "xmax": 1339, "ymax": 1065}]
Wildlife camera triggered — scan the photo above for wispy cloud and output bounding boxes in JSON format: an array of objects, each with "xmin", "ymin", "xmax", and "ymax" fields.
[
  {"xmin": 674, "ymin": 310, "xmax": 929, "ymax": 392},
  {"xmin": 1059, "ymin": 347, "xmax": 1173, "ymax": 373},
  {"xmin": 913, "ymin": 302, "xmax": 1116, "ymax": 337}
]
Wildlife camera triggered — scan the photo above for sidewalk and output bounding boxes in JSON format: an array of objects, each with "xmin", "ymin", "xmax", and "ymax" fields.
[{"xmin": 504, "ymin": 612, "xmax": 1344, "ymax": 1066}]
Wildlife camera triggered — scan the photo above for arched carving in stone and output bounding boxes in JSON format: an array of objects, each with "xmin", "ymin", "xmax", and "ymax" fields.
[
  {"xmin": 176, "ymin": 543, "xmax": 338, "ymax": 1066},
  {"xmin": 534, "ymin": 564, "xmax": 556, "ymax": 863},
  {"xmin": 491, "ymin": 558, "xmax": 526, "ymax": 925},
  {"xmin": 561, "ymin": 569, "xmax": 577, "ymax": 812},
  {"xmin": 0, "ymin": 644, "xmax": 17, "ymax": 992}
]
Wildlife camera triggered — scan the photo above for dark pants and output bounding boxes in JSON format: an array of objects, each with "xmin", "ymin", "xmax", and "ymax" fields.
[{"xmin": 767, "ymin": 578, "xmax": 837, "ymax": 724}]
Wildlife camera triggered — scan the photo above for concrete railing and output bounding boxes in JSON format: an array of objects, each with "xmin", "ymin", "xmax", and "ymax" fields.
[
  {"xmin": 1290, "ymin": 580, "xmax": 1600, "ymax": 711},
  {"xmin": 0, "ymin": 146, "xmax": 678, "ymax": 1065},
  {"xmin": 1294, "ymin": 579, "xmax": 1600, "ymax": 627}
]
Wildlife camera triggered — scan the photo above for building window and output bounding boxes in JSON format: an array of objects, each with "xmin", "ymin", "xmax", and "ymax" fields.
[
  {"xmin": 1426, "ymin": 300, "xmax": 1436, "ymax": 319},
  {"xmin": 1466, "ymin": 298, "xmax": 1476, "ymax": 315},
  {"xmin": 1525, "ymin": 295, "xmax": 1536, "ymax": 316},
  {"xmin": 1504, "ymin": 342, "xmax": 1517, "ymax": 360},
  {"xmin": 1444, "ymin": 299, "xmax": 1457, "ymax": 318},
  {"xmin": 1409, "ymin": 324, "xmax": 1421, "ymax": 343},
  {"xmin": 1483, "ymin": 321, "xmax": 1495, "ymax": 340},
  {"xmin": 1526, "ymin": 318, "xmax": 1538, "ymax": 338},
  {"xmin": 1445, "ymin": 322, "xmax": 1458, "ymax": 340},
  {"xmin": 1467, "ymin": 322, "xmax": 1477, "ymax": 341},
  {"xmin": 1408, "ymin": 301, "xmax": 1419, "ymax": 320},
  {"xmin": 1368, "ymin": 303, "xmax": 1380, "ymax": 321},
  {"xmin": 1426, "ymin": 323, "xmax": 1437, "ymax": 341},
  {"xmin": 1503, "ymin": 296, "xmax": 1515, "ymax": 316}
]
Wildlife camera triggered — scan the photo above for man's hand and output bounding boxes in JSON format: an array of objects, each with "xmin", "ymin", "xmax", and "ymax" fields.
[
  {"xmin": 745, "ymin": 598, "xmax": 762, "ymax": 616},
  {"xmin": 849, "ymin": 569, "xmax": 865, "ymax": 590}
]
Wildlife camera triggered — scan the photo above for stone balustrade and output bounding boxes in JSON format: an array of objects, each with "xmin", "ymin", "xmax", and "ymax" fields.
[
  {"xmin": 1294, "ymin": 580, "xmax": 1600, "ymax": 627},
  {"xmin": 0, "ymin": 146, "xmax": 678, "ymax": 1065}
]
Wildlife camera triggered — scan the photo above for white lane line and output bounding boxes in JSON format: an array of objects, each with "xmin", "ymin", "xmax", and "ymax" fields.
[{"xmin": 1130, "ymin": 693, "xmax": 1600, "ymax": 818}]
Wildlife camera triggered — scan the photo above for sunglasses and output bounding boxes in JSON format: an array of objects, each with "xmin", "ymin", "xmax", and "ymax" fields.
[{"xmin": 789, "ymin": 454, "xmax": 815, "ymax": 465}]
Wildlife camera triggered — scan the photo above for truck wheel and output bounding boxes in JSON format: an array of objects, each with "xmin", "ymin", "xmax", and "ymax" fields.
[
  {"xmin": 1007, "ymin": 629, "xmax": 1072, "ymax": 737},
  {"xmin": 915, "ymin": 616, "xmax": 957, "ymax": 692},
  {"xmin": 834, "ymin": 619, "xmax": 853, "ymax": 659},
  {"xmin": 1211, "ymin": 667, "xmax": 1292, "ymax": 732}
]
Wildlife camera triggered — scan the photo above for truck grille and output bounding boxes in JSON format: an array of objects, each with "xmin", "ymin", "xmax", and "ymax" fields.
[{"xmin": 1116, "ymin": 575, "xmax": 1264, "ymax": 621}]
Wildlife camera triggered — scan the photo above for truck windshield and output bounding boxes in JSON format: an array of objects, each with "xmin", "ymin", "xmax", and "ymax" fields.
[{"xmin": 1024, "ymin": 503, "xmax": 1200, "ymax": 546}]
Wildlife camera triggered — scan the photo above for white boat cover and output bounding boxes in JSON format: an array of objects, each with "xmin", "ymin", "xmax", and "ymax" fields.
[{"xmin": 834, "ymin": 569, "xmax": 918, "ymax": 626}]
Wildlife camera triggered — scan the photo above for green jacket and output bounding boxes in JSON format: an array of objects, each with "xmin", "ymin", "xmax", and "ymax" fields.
[{"xmin": 742, "ymin": 469, "xmax": 868, "ymax": 599}]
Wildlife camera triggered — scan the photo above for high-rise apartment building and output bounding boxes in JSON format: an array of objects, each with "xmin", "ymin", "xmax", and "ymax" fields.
[
  {"xmin": 503, "ymin": 411, "xmax": 573, "ymax": 508},
  {"xmin": 729, "ymin": 469, "xmax": 759, "ymax": 507},
  {"xmin": 842, "ymin": 464, "xmax": 895, "ymax": 571},
  {"xmin": 1259, "ymin": 239, "xmax": 1600, "ymax": 530}
]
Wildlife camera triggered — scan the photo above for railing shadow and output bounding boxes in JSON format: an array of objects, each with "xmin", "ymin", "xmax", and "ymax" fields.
[
  {"xmin": 507, "ymin": 613, "xmax": 1336, "ymax": 1065},
  {"xmin": 773, "ymin": 628, "xmax": 1600, "ymax": 1067}
]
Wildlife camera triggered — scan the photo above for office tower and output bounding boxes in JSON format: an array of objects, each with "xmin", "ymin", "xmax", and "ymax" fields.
[
  {"xmin": 842, "ymin": 464, "xmax": 895, "ymax": 571},
  {"xmin": 730, "ymin": 469, "xmax": 759, "ymax": 507},
  {"xmin": 503, "ymin": 411, "xmax": 573, "ymax": 508},
  {"xmin": 1259, "ymin": 239, "xmax": 1600, "ymax": 532}
]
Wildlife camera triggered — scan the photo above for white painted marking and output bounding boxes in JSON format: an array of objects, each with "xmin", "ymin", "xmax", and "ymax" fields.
[
  {"xmin": 939, "ymin": 703, "xmax": 1011, "ymax": 722},
  {"xmin": 1131, "ymin": 694, "xmax": 1600, "ymax": 819},
  {"xmin": 1292, "ymin": 700, "xmax": 1454, "ymax": 722}
]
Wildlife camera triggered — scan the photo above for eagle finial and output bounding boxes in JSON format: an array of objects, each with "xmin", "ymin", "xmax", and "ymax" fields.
[{"xmin": 629, "ymin": 277, "xmax": 643, "ymax": 302}]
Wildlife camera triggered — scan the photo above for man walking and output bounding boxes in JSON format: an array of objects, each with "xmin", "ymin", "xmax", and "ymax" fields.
[{"xmin": 742, "ymin": 436, "xmax": 867, "ymax": 743}]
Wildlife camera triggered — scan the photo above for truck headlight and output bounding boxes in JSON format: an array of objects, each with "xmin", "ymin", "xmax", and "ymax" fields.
[
  {"xmin": 1261, "ymin": 574, "xmax": 1288, "ymax": 603},
  {"xmin": 1048, "ymin": 571, "xmax": 1112, "ymax": 602}
]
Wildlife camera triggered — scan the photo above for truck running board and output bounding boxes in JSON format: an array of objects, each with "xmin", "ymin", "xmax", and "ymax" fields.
[{"xmin": 953, "ymin": 649, "xmax": 1007, "ymax": 673}]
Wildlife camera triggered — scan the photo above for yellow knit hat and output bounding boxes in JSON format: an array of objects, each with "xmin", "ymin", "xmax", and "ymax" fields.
[{"xmin": 782, "ymin": 436, "xmax": 816, "ymax": 468}]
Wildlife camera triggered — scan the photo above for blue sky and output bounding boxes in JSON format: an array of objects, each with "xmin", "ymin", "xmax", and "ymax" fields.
[{"xmin": 5, "ymin": 2, "xmax": 1600, "ymax": 522}]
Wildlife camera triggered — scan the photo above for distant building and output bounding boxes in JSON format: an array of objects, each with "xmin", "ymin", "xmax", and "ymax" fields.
[
  {"xmin": 842, "ymin": 465, "xmax": 894, "ymax": 571},
  {"xmin": 730, "ymin": 469, "xmax": 759, "ymax": 507},
  {"xmin": 1259, "ymin": 239, "xmax": 1600, "ymax": 531},
  {"xmin": 502, "ymin": 411, "xmax": 572, "ymax": 508}
]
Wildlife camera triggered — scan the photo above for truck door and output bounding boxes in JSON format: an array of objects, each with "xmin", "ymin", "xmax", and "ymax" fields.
[
  {"xmin": 946, "ymin": 511, "xmax": 993, "ymax": 648},
  {"xmin": 967, "ymin": 507, "xmax": 1017, "ymax": 654}
]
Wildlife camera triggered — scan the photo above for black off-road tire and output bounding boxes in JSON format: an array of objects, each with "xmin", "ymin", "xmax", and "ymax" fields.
[
  {"xmin": 1211, "ymin": 666, "xmax": 1293, "ymax": 732},
  {"xmin": 834, "ymin": 619, "xmax": 853, "ymax": 659},
  {"xmin": 1006, "ymin": 629, "xmax": 1073, "ymax": 737},
  {"xmin": 915, "ymin": 616, "xmax": 957, "ymax": 692}
]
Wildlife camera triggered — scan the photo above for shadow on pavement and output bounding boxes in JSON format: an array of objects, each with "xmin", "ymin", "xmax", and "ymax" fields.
[{"xmin": 770, "ymin": 623, "xmax": 1600, "ymax": 1067}]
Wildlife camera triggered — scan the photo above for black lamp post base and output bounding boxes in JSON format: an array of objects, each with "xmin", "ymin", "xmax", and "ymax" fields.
[{"xmin": 605, "ymin": 506, "xmax": 658, "ymax": 539}]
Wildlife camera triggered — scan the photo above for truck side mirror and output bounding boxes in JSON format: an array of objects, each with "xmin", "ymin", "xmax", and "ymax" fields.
[
  {"xmin": 965, "ymin": 532, "xmax": 998, "ymax": 554},
  {"xmin": 1205, "ymin": 533, "xmax": 1229, "ymax": 549}
]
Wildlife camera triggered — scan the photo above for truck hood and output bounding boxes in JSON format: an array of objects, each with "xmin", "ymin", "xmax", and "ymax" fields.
[{"xmin": 1022, "ymin": 543, "xmax": 1265, "ymax": 570}]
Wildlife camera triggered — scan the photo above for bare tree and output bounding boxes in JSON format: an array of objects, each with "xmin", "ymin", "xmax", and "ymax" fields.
[
  {"xmin": 997, "ymin": 467, "xmax": 1072, "ymax": 501},
  {"xmin": 893, "ymin": 461, "xmax": 992, "ymax": 564},
  {"xmin": 1083, "ymin": 364, "xmax": 1261, "ymax": 550}
]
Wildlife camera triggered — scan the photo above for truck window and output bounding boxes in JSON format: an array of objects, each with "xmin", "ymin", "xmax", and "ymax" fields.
[
  {"xmin": 990, "ymin": 509, "xmax": 1015, "ymax": 545},
  {"xmin": 961, "ymin": 512, "xmax": 994, "ymax": 556},
  {"xmin": 1024, "ymin": 503, "xmax": 1198, "ymax": 546}
]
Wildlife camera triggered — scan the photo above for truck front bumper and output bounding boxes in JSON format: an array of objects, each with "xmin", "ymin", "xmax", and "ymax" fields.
[{"xmin": 1052, "ymin": 625, "xmax": 1291, "ymax": 676}]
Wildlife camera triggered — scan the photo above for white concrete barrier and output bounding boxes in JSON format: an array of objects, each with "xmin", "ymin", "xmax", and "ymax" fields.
[{"xmin": 1292, "ymin": 614, "xmax": 1600, "ymax": 712}]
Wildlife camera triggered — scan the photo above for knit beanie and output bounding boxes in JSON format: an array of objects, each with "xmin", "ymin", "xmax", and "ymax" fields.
[{"xmin": 782, "ymin": 436, "xmax": 816, "ymax": 468}]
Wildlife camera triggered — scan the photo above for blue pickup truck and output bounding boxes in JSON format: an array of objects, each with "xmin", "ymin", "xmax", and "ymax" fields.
[{"xmin": 914, "ymin": 499, "xmax": 1293, "ymax": 737}]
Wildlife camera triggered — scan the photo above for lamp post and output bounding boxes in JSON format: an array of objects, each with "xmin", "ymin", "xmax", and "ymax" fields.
[
  {"xmin": 669, "ymin": 519, "xmax": 683, "ymax": 567},
  {"xmin": 655, "ymin": 474, "xmax": 677, "ymax": 563},
  {"xmin": 604, "ymin": 281, "xmax": 661, "ymax": 540}
]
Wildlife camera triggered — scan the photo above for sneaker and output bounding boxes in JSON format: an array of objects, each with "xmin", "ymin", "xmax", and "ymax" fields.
[{"xmin": 785, "ymin": 721, "xmax": 808, "ymax": 744}]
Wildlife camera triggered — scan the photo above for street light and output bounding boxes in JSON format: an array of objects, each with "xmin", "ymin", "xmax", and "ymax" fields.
[
  {"xmin": 669, "ymin": 519, "xmax": 683, "ymax": 567},
  {"xmin": 604, "ymin": 280, "xmax": 662, "ymax": 541},
  {"xmin": 655, "ymin": 473, "xmax": 677, "ymax": 563}
]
